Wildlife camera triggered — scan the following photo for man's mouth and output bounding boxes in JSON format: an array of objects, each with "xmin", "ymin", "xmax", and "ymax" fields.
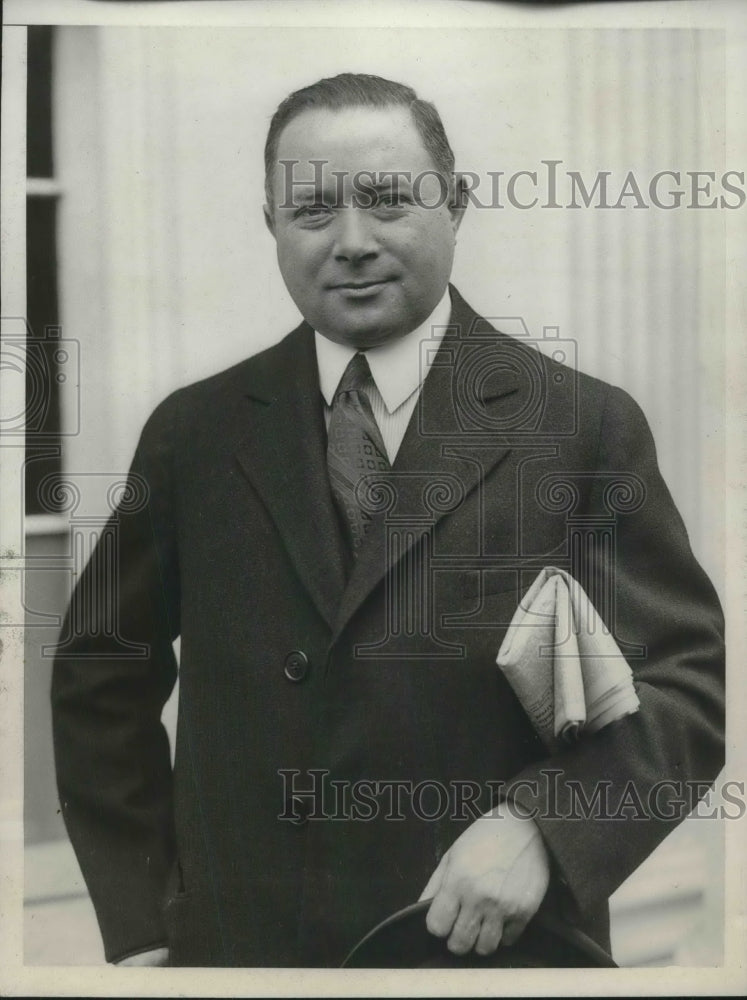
[
  {"xmin": 328, "ymin": 278, "xmax": 394, "ymax": 299},
  {"xmin": 330, "ymin": 278, "xmax": 392, "ymax": 290}
]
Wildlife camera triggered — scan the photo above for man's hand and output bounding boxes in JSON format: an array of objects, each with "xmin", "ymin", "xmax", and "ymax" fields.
[
  {"xmin": 419, "ymin": 801, "xmax": 550, "ymax": 956},
  {"xmin": 115, "ymin": 946, "xmax": 169, "ymax": 967}
]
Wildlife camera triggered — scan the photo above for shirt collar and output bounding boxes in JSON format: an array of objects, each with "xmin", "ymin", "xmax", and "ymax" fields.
[{"xmin": 315, "ymin": 287, "xmax": 452, "ymax": 414}]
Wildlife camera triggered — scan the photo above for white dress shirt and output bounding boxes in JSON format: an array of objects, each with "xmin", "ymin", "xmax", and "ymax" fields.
[{"xmin": 315, "ymin": 288, "xmax": 452, "ymax": 463}]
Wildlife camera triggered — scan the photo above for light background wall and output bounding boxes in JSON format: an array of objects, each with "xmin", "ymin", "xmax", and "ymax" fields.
[
  {"xmin": 22, "ymin": 24, "xmax": 728, "ymax": 967},
  {"xmin": 54, "ymin": 25, "xmax": 725, "ymax": 594}
]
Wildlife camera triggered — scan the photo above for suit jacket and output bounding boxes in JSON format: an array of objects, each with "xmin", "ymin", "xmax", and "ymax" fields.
[{"xmin": 51, "ymin": 286, "xmax": 725, "ymax": 966}]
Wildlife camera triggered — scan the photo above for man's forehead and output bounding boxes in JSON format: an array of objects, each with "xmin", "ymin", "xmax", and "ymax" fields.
[{"xmin": 272, "ymin": 104, "xmax": 432, "ymax": 170}]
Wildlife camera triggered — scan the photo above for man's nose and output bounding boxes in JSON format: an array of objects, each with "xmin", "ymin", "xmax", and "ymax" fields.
[{"xmin": 333, "ymin": 208, "xmax": 379, "ymax": 264}]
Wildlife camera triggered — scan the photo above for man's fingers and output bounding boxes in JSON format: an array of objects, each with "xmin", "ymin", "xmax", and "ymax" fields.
[
  {"xmin": 424, "ymin": 884, "xmax": 532, "ymax": 957},
  {"xmin": 418, "ymin": 852, "xmax": 448, "ymax": 902},
  {"xmin": 446, "ymin": 904, "xmax": 482, "ymax": 955},
  {"xmin": 425, "ymin": 889, "xmax": 459, "ymax": 939},
  {"xmin": 474, "ymin": 914, "xmax": 504, "ymax": 956},
  {"xmin": 422, "ymin": 808, "xmax": 550, "ymax": 958}
]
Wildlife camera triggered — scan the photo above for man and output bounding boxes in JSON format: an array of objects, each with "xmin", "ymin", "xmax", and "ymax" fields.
[{"xmin": 51, "ymin": 73, "xmax": 725, "ymax": 968}]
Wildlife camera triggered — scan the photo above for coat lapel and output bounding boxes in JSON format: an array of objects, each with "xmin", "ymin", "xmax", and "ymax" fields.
[
  {"xmin": 234, "ymin": 291, "xmax": 537, "ymax": 640},
  {"xmin": 332, "ymin": 287, "xmax": 521, "ymax": 641},
  {"xmin": 234, "ymin": 323, "xmax": 347, "ymax": 630}
]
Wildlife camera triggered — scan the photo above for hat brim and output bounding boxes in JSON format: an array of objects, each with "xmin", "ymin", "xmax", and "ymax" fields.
[{"xmin": 342, "ymin": 899, "xmax": 617, "ymax": 968}]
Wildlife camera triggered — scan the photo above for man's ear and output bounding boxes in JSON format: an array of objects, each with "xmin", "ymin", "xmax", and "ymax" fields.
[
  {"xmin": 263, "ymin": 204, "xmax": 276, "ymax": 238},
  {"xmin": 449, "ymin": 174, "xmax": 469, "ymax": 234}
]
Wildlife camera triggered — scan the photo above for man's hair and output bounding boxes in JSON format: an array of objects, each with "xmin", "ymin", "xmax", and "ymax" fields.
[{"xmin": 264, "ymin": 72, "xmax": 456, "ymax": 204}]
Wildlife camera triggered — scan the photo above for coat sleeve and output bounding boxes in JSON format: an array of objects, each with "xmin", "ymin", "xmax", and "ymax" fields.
[
  {"xmin": 509, "ymin": 383, "xmax": 725, "ymax": 919},
  {"xmin": 51, "ymin": 394, "xmax": 181, "ymax": 963}
]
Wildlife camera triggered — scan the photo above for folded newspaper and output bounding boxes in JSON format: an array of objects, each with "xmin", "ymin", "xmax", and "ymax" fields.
[{"xmin": 496, "ymin": 567, "xmax": 640, "ymax": 751}]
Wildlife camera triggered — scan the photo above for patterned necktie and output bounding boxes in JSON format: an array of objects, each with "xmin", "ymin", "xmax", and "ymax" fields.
[{"xmin": 327, "ymin": 352, "xmax": 391, "ymax": 554}]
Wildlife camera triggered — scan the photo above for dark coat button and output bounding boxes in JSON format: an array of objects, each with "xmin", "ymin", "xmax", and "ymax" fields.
[{"xmin": 284, "ymin": 649, "xmax": 310, "ymax": 683}]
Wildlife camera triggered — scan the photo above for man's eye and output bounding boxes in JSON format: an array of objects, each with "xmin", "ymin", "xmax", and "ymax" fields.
[
  {"xmin": 297, "ymin": 205, "xmax": 332, "ymax": 219},
  {"xmin": 377, "ymin": 193, "xmax": 408, "ymax": 208}
]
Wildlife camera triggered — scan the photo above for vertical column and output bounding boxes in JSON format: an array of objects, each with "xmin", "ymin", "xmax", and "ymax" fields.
[
  {"xmin": 538, "ymin": 472, "xmax": 646, "ymax": 658},
  {"xmin": 355, "ymin": 474, "xmax": 464, "ymax": 659},
  {"xmin": 568, "ymin": 515, "xmax": 616, "ymax": 638},
  {"xmin": 42, "ymin": 475, "xmax": 150, "ymax": 659}
]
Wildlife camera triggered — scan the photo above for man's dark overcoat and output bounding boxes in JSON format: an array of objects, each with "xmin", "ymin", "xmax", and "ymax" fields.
[{"xmin": 51, "ymin": 287, "xmax": 725, "ymax": 966}]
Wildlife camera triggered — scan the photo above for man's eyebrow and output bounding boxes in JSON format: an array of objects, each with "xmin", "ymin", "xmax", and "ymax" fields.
[
  {"xmin": 278, "ymin": 174, "xmax": 417, "ymax": 209},
  {"xmin": 292, "ymin": 186, "xmax": 324, "ymax": 200},
  {"xmin": 285, "ymin": 186, "xmax": 333, "ymax": 206},
  {"xmin": 367, "ymin": 174, "xmax": 414, "ymax": 190}
]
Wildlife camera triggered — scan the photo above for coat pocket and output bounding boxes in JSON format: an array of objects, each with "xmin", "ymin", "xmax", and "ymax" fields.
[{"xmin": 436, "ymin": 568, "xmax": 521, "ymax": 630}]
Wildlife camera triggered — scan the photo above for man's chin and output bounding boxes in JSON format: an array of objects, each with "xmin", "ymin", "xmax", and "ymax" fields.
[
  {"xmin": 317, "ymin": 309, "xmax": 415, "ymax": 350},
  {"xmin": 327, "ymin": 325, "xmax": 411, "ymax": 350}
]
